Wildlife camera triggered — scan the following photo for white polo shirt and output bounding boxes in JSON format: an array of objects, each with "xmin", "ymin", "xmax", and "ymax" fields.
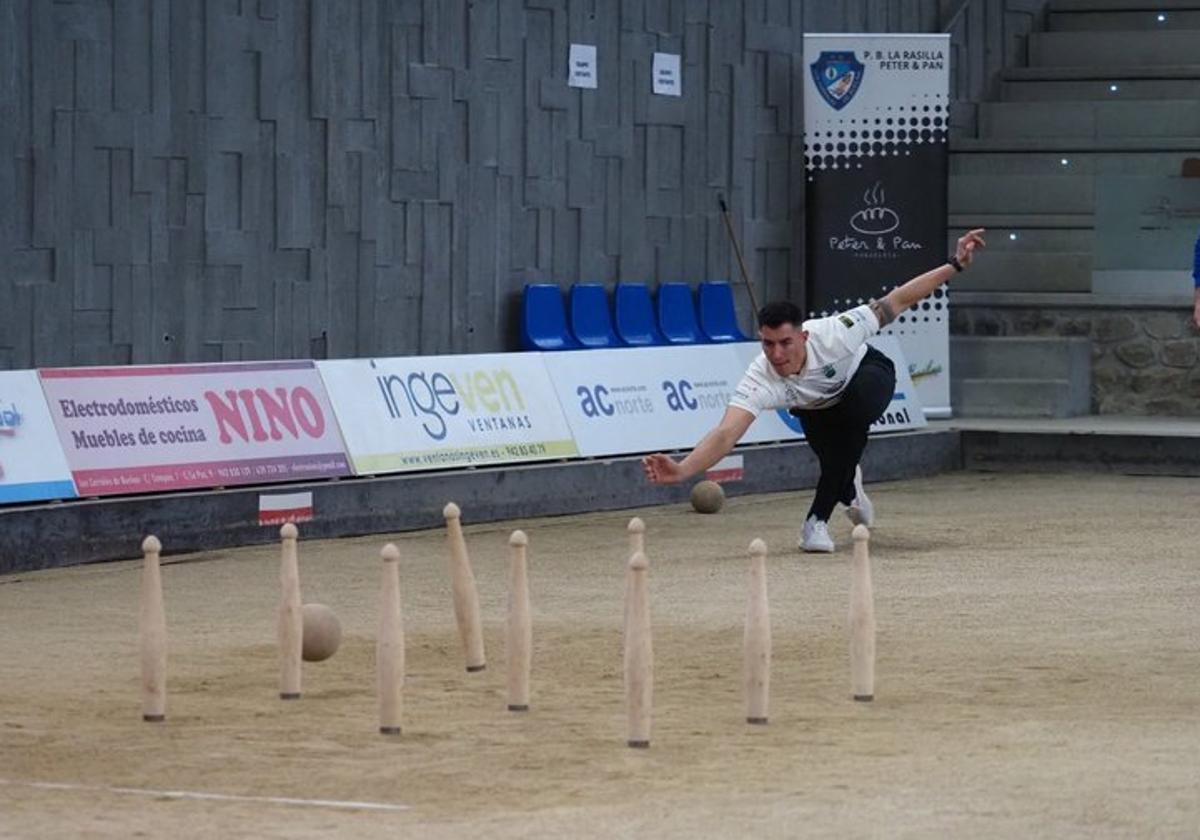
[{"xmin": 729, "ymin": 304, "xmax": 882, "ymax": 414}]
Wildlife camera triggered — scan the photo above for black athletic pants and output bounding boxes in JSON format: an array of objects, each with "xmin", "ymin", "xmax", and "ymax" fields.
[{"xmin": 791, "ymin": 346, "xmax": 896, "ymax": 523}]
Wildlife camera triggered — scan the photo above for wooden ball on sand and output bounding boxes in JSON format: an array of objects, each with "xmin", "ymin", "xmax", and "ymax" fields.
[
  {"xmin": 302, "ymin": 603, "xmax": 343, "ymax": 662},
  {"xmin": 690, "ymin": 480, "xmax": 725, "ymax": 514}
]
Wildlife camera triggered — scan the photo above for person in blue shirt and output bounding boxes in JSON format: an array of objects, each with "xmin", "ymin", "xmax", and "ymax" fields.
[{"xmin": 1192, "ymin": 229, "xmax": 1199, "ymax": 330}]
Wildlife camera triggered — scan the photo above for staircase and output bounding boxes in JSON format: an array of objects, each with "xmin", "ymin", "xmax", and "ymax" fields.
[
  {"xmin": 947, "ymin": 0, "xmax": 1200, "ymax": 417},
  {"xmin": 951, "ymin": 336, "xmax": 1092, "ymax": 417}
]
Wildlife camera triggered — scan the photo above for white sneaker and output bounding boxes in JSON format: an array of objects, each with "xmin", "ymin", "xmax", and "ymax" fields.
[
  {"xmin": 800, "ymin": 516, "xmax": 835, "ymax": 553},
  {"xmin": 845, "ymin": 465, "xmax": 874, "ymax": 527}
]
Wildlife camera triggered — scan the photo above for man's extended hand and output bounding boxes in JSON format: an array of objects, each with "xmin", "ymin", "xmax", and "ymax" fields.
[
  {"xmin": 642, "ymin": 453, "xmax": 685, "ymax": 485},
  {"xmin": 955, "ymin": 228, "xmax": 987, "ymax": 268}
]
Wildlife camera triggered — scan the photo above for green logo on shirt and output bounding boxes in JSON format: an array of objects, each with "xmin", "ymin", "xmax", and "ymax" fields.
[
  {"xmin": 838, "ymin": 315, "xmax": 854, "ymax": 328},
  {"xmin": 823, "ymin": 364, "xmax": 836, "ymax": 378}
]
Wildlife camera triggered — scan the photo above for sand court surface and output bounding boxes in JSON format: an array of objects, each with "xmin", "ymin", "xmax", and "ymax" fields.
[{"xmin": 1, "ymin": 471, "xmax": 1198, "ymax": 838}]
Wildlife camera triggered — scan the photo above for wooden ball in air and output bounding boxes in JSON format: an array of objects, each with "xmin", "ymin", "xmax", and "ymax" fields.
[
  {"xmin": 690, "ymin": 480, "xmax": 725, "ymax": 514},
  {"xmin": 301, "ymin": 603, "xmax": 343, "ymax": 662}
]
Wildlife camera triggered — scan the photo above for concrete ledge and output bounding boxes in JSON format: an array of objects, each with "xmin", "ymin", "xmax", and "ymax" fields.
[
  {"xmin": 962, "ymin": 430, "xmax": 1200, "ymax": 476},
  {"xmin": 952, "ymin": 291, "xmax": 1194, "ymax": 309},
  {"xmin": 0, "ymin": 430, "xmax": 963, "ymax": 575}
]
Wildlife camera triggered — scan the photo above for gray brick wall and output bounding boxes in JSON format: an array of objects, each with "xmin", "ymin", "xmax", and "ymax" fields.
[{"xmin": 1, "ymin": 0, "xmax": 938, "ymax": 369}]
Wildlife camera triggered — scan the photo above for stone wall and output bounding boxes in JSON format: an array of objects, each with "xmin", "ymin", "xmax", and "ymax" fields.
[{"xmin": 951, "ymin": 304, "xmax": 1200, "ymax": 415}]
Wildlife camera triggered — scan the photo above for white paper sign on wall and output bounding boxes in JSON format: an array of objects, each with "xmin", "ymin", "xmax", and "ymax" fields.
[
  {"xmin": 568, "ymin": 44, "xmax": 598, "ymax": 89},
  {"xmin": 652, "ymin": 52, "xmax": 681, "ymax": 96}
]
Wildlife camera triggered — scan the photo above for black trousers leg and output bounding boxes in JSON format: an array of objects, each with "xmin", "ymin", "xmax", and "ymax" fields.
[{"xmin": 794, "ymin": 347, "xmax": 896, "ymax": 522}]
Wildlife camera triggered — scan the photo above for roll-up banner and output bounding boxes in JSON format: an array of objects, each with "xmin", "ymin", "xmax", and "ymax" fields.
[
  {"xmin": 0, "ymin": 370, "xmax": 78, "ymax": 504},
  {"xmin": 40, "ymin": 362, "xmax": 351, "ymax": 496},
  {"xmin": 803, "ymin": 34, "xmax": 951, "ymax": 418},
  {"xmin": 318, "ymin": 354, "xmax": 578, "ymax": 474}
]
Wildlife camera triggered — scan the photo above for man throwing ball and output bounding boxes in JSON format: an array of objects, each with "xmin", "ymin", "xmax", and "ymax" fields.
[{"xmin": 643, "ymin": 229, "xmax": 987, "ymax": 552}]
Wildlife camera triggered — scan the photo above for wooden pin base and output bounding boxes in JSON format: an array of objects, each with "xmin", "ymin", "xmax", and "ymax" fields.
[
  {"xmin": 853, "ymin": 694, "xmax": 874, "ymax": 702},
  {"xmin": 280, "ymin": 692, "xmax": 301, "ymax": 700},
  {"xmin": 747, "ymin": 717, "xmax": 769, "ymax": 725},
  {"xmin": 379, "ymin": 726, "xmax": 402, "ymax": 735},
  {"xmin": 142, "ymin": 714, "xmax": 165, "ymax": 723},
  {"xmin": 627, "ymin": 740, "xmax": 650, "ymax": 749},
  {"xmin": 507, "ymin": 704, "xmax": 529, "ymax": 712},
  {"xmin": 466, "ymin": 664, "xmax": 486, "ymax": 673}
]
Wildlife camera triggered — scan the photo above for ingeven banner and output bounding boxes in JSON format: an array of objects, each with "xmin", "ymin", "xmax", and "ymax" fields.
[{"xmin": 803, "ymin": 33, "xmax": 951, "ymax": 418}]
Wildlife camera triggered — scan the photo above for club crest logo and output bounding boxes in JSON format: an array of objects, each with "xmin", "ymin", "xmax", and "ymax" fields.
[{"xmin": 810, "ymin": 51, "xmax": 864, "ymax": 110}]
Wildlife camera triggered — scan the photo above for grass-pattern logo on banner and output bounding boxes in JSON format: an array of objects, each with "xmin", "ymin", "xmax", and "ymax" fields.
[{"xmin": 810, "ymin": 51, "xmax": 864, "ymax": 111}]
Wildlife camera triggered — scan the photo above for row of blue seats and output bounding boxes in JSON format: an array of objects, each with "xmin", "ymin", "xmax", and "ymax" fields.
[{"xmin": 521, "ymin": 281, "xmax": 751, "ymax": 351}]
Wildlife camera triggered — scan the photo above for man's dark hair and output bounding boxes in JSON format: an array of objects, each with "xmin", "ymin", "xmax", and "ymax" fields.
[{"xmin": 757, "ymin": 300, "xmax": 803, "ymax": 329}]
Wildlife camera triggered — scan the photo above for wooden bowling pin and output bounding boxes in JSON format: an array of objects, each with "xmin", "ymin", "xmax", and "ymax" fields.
[
  {"xmin": 277, "ymin": 523, "xmax": 303, "ymax": 700},
  {"xmin": 139, "ymin": 535, "xmax": 167, "ymax": 722},
  {"xmin": 442, "ymin": 502, "xmax": 486, "ymax": 672},
  {"xmin": 744, "ymin": 538, "xmax": 771, "ymax": 724},
  {"xmin": 627, "ymin": 517, "xmax": 645, "ymax": 555},
  {"xmin": 849, "ymin": 524, "xmax": 876, "ymax": 702},
  {"xmin": 377, "ymin": 543, "xmax": 405, "ymax": 735},
  {"xmin": 506, "ymin": 530, "xmax": 532, "ymax": 712},
  {"xmin": 623, "ymin": 551, "xmax": 653, "ymax": 748}
]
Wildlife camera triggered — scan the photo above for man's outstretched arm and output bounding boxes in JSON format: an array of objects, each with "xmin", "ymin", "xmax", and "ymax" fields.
[
  {"xmin": 870, "ymin": 228, "xmax": 986, "ymax": 328},
  {"xmin": 642, "ymin": 406, "xmax": 756, "ymax": 485}
]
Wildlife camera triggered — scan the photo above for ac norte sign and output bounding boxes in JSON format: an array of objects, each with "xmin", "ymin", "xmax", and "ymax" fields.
[{"xmin": 40, "ymin": 362, "xmax": 351, "ymax": 495}]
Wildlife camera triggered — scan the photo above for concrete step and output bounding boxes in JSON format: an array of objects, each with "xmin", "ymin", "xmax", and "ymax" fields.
[
  {"xmin": 951, "ymin": 251, "xmax": 1093, "ymax": 293},
  {"xmin": 1030, "ymin": 30, "xmax": 1200, "ymax": 66},
  {"xmin": 949, "ymin": 175, "xmax": 1093, "ymax": 215},
  {"xmin": 952, "ymin": 378, "xmax": 1090, "ymax": 418},
  {"xmin": 952, "ymin": 136, "xmax": 1200, "ymax": 153},
  {"xmin": 951, "ymin": 336, "xmax": 1093, "ymax": 379},
  {"xmin": 947, "ymin": 228, "xmax": 1094, "ymax": 253},
  {"xmin": 950, "ymin": 150, "xmax": 1196, "ymax": 176},
  {"xmin": 1001, "ymin": 77, "xmax": 1200, "ymax": 101},
  {"xmin": 1050, "ymin": 0, "xmax": 1200, "ymax": 10},
  {"xmin": 1001, "ymin": 64, "xmax": 1200, "ymax": 81},
  {"xmin": 979, "ymin": 100, "xmax": 1200, "ymax": 139},
  {"xmin": 949, "ymin": 213, "xmax": 1094, "ymax": 230},
  {"xmin": 1049, "ymin": 9, "xmax": 1200, "ymax": 31}
]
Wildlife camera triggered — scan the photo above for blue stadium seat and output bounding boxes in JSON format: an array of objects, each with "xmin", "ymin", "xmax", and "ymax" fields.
[
  {"xmin": 521, "ymin": 284, "xmax": 579, "ymax": 351},
  {"xmin": 613, "ymin": 283, "xmax": 665, "ymax": 346},
  {"xmin": 656, "ymin": 282, "xmax": 707, "ymax": 344},
  {"xmin": 698, "ymin": 281, "xmax": 750, "ymax": 342},
  {"xmin": 569, "ymin": 284, "xmax": 623, "ymax": 348}
]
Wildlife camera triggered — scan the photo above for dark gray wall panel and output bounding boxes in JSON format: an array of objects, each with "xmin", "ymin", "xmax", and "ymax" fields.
[{"xmin": 2, "ymin": 0, "xmax": 940, "ymax": 369}]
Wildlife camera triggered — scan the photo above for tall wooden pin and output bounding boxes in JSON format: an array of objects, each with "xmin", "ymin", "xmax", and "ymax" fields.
[
  {"xmin": 277, "ymin": 523, "xmax": 303, "ymax": 700},
  {"xmin": 378, "ymin": 543, "xmax": 405, "ymax": 735},
  {"xmin": 627, "ymin": 517, "xmax": 645, "ymax": 555},
  {"xmin": 623, "ymin": 551, "xmax": 653, "ymax": 748},
  {"xmin": 139, "ymin": 535, "xmax": 167, "ymax": 722},
  {"xmin": 442, "ymin": 502, "xmax": 486, "ymax": 672},
  {"xmin": 744, "ymin": 538, "xmax": 772, "ymax": 724},
  {"xmin": 506, "ymin": 530, "xmax": 532, "ymax": 712},
  {"xmin": 849, "ymin": 524, "xmax": 876, "ymax": 702}
]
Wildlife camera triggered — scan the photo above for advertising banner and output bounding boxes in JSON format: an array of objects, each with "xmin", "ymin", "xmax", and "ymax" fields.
[
  {"xmin": 319, "ymin": 354, "xmax": 578, "ymax": 474},
  {"xmin": 728, "ymin": 335, "xmax": 927, "ymax": 439},
  {"xmin": 542, "ymin": 344, "xmax": 752, "ymax": 457},
  {"xmin": 40, "ymin": 362, "xmax": 351, "ymax": 496},
  {"xmin": 0, "ymin": 371, "xmax": 78, "ymax": 504},
  {"xmin": 803, "ymin": 33, "xmax": 951, "ymax": 417}
]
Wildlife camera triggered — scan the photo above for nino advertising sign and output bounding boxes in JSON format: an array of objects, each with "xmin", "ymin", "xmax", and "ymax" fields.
[
  {"xmin": 40, "ymin": 362, "xmax": 351, "ymax": 496},
  {"xmin": 318, "ymin": 354, "xmax": 578, "ymax": 474}
]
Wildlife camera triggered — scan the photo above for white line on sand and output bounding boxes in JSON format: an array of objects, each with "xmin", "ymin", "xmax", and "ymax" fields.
[{"xmin": 0, "ymin": 778, "xmax": 410, "ymax": 812}]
